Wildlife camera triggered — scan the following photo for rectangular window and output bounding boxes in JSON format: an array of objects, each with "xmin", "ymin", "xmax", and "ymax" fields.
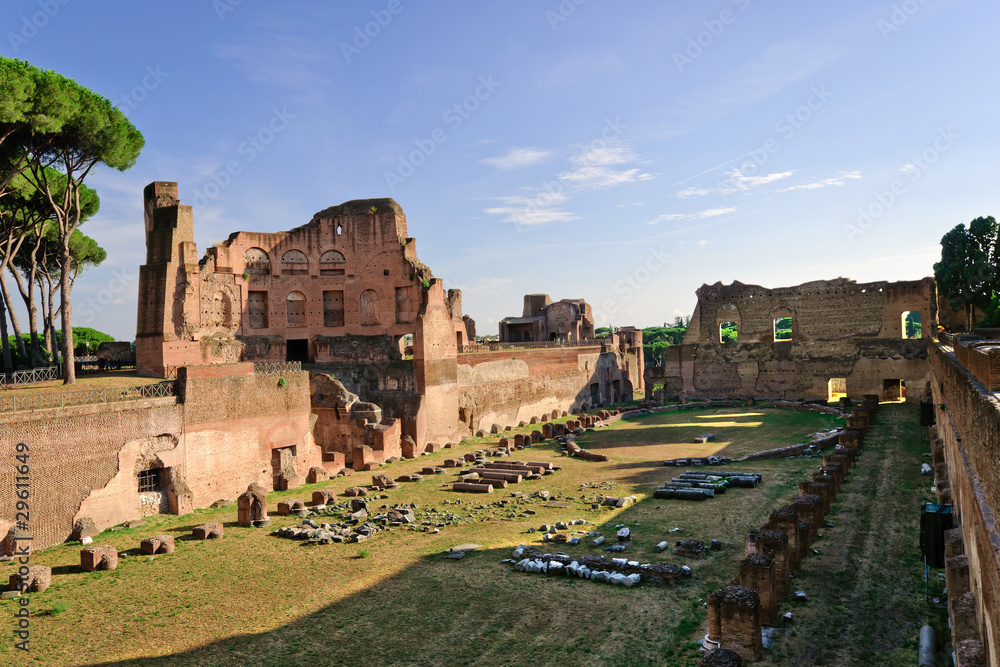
[
  {"xmin": 323, "ymin": 290, "xmax": 345, "ymax": 327},
  {"xmin": 902, "ymin": 311, "xmax": 921, "ymax": 339},
  {"xmin": 248, "ymin": 291, "xmax": 268, "ymax": 329},
  {"xmin": 138, "ymin": 468, "xmax": 161, "ymax": 493},
  {"xmin": 773, "ymin": 317, "xmax": 792, "ymax": 341},
  {"xmin": 719, "ymin": 321, "xmax": 738, "ymax": 344}
]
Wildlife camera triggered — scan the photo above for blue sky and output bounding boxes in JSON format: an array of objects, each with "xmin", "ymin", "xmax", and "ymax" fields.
[{"xmin": 3, "ymin": 0, "xmax": 997, "ymax": 340}]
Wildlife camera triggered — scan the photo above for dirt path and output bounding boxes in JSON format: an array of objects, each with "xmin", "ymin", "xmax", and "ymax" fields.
[{"xmin": 765, "ymin": 404, "xmax": 949, "ymax": 666}]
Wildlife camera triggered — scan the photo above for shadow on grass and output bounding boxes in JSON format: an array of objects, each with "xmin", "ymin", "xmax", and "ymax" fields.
[{"xmin": 91, "ymin": 482, "xmax": 797, "ymax": 667}]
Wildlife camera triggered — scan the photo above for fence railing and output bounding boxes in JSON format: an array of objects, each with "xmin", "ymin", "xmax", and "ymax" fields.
[
  {"xmin": 458, "ymin": 339, "xmax": 606, "ymax": 354},
  {"xmin": 0, "ymin": 381, "xmax": 177, "ymax": 413},
  {"xmin": 253, "ymin": 361, "xmax": 302, "ymax": 374},
  {"xmin": 0, "ymin": 366, "xmax": 61, "ymax": 388}
]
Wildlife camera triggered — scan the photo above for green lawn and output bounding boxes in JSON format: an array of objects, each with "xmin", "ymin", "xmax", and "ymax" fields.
[{"xmin": 0, "ymin": 404, "xmax": 936, "ymax": 666}]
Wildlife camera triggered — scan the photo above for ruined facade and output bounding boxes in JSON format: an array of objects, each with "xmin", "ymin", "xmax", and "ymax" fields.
[
  {"xmin": 0, "ymin": 362, "xmax": 320, "ymax": 552},
  {"xmin": 134, "ymin": 182, "xmax": 641, "ymax": 465},
  {"xmin": 646, "ymin": 277, "xmax": 936, "ymax": 402},
  {"xmin": 136, "ymin": 182, "xmax": 472, "ymax": 375},
  {"xmin": 499, "ymin": 294, "xmax": 596, "ymax": 343}
]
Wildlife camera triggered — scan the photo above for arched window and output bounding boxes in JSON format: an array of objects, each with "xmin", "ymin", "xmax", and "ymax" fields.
[
  {"xmin": 319, "ymin": 250, "xmax": 346, "ymax": 276},
  {"xmin": 281, "ymin": 250, "xmax": 309, "ymax": 276},
  {"xmin": 286, "ymin": 291, "xmax": 306, "ymax": 327},
  {"xmin": 243, "ymin": 248, "xmax": 271, "ymax": 275}
]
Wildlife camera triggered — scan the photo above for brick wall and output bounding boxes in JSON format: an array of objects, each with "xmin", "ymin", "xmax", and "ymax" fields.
[
  {"xmin": 0, "ymin": 365, "xmax": 321, "ymax": 552},
  {"xmin": 929, "ymin": 344, "xmax": 1000, "ymax": 664}
]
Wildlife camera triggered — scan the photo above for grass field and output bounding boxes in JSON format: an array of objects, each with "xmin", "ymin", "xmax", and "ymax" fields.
[{"xmin": 0, "ymin": 404, "xmax": 942, "ymax": 666}]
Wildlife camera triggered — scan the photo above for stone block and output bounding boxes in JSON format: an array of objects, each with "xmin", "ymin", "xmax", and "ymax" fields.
[
  {"xmin": 9, "ymin": 565, "xmax": 51, "ymax": 593},
  {"xmin": 140, "ymin": 534, "xmax": 175, "ymax": 555},
  {"xmin": 192, "ymin": 523, "xmax": 224, "ymax": 540},
  {"xmin": 81, "ymin": 545, "xmax": 118, "ymax": 571},
  {"xmin": 306, "ymin": 466, "xmax": 329, "ymax": 484},
  {"xmin": 72, "ymin": 517, "xmax": 98, "ymax": 541},
  {"xmin": 312, "ymin": 489, "xmax": 337, "ymax": 506}
]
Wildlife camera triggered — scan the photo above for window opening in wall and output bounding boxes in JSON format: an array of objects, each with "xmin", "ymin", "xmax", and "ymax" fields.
[
  {"xmin": 902, "ymin": 311, "xmax": 921, "ymax": 339},
  {"xmin": 138, "ymin": 468, "xmax": 161, "ymax": 493},
  {"xmin": 882, "ymin": 378, "xmax": 905, "ymax": 402},
  {"xmin": 719, "ymin": 321, "xmax": 738, "ymax": 344},
  {"xmin": 243, "ymin": 247, "xmax": 271, "ymax": 275},
  {"xmin": 319, "ymin": 250, "xmax": 346, "ymax": 276},
  {"xmin": 773, "ymin": 317, "xmax": 792, "ymax": 341},
  {"xmin": 828, "ymin": 378, "xmax": 847, "ymax": 402},
  {"xmin": 248, "ymin": 291, "xmax": 268, "ymax": 329},
  {"xmin": 323, "ymin": 290, "xmax": 345, "ymax": 327},
  {"xmin": 336, "ymin": 224, "xmax": 343, "ymax": 235},
  {"xmin": 281, "ymin": 250, "xmax": 309, "ymax": 275},
  {"xmin": 286, "ymin": 291, "xmax": 306, "ymax": 327}
]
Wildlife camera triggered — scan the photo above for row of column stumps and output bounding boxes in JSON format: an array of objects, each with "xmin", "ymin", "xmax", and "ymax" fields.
[{"xmin": 699, "ymin": 394, "xmax": 878, "ymax": 664}]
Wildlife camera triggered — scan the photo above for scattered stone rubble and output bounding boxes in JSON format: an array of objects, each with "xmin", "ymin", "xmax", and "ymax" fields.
[
  {"xmin": 654, "ymin": 471, "xmax": 762, "ymax": 501},
  {"xmin": 507, "ymin": 545, "xmax": 690, "ymax": 587},
  {"xmin": 452, "ymin": 460, "xmax": 559, "ymax": 493},
  {"xmin": 701, "ymin": 395, "xmax": 877, "ymax": 662}
]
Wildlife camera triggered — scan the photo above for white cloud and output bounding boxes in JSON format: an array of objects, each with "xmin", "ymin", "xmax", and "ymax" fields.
[
  {"xmin": 465, "ymin": 277, "xmax": 516, "ymax": 297},
  {"xmin": 484, "ymin": 138, "xmax": 651, "ymax": 226},
  {"xmin": 900, "ymin": 162, "xmax": 918, "ymax": 173},
  {"xmin": 677, "ymin": 186, "xmax": 713, "ymax": 198},
  {"xmin": 482, "ymin": 147, "xmax": 552, "ymax": 170},
  {"xmin": 648, "ymin": 207, "xmax": 737, "ymax": 224},
  {"xmin": 777, "ymin": 170, "xmax": 862, "ymax": 192},
  {"xmin": 558, "ymin": 166, "xmax": 650, "ymax": 189},
  {"xmin": 484, "ymin": 194, "xmax": 578, "ymax": 226},
  {"xmin": 697, "ymin": 240, "xmax": 708, "ymax": 246},
  {"xmin": 570, "ymin": 140, "xmax": 636, "ymax": 167},
  {"xmin": 727, "ymin": 170, "xmax": 796, "ymax": 189}
]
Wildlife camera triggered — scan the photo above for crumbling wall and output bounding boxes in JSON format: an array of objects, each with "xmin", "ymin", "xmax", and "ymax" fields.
[
  {"xmin": 929, "ymin": 343, "xmax": 1000, "ymax": 665},
  {"xmin": 648, "ymin": 277, "xmax": 935, "ymax": 401},
  {"xmin": 456, "ymin": 344, "xmax": 636, "ymax": 433},
  {"xmin": 0, "ymin": 364, "xmax": 320, "ymax": 552}
]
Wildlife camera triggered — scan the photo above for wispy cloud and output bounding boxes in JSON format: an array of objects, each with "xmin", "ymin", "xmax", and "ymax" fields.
[
  {"xmin": 777, "ymin": 170, "xmax": 862, "ymax": 192},
  {"xmin": 484, "ymin": 137, "xmax": 652, "ymax": 226},
  {"xmin": 482, "ymin": 147, "xmax": 552, "ymax": 170},
  {"xmin": 648, "ymin": 207, "xmax": 737, "ymax": 224},
  {"xmin": 728, "ymin": 170, "xmax": 796, "ymax": 189},
  {"xmin": 556, "ymin": 138, "xmax": 653, "ymax": 189},
  {"xmin": 484, "ymin": 193, "xmax": 579, "ymax": 226}
]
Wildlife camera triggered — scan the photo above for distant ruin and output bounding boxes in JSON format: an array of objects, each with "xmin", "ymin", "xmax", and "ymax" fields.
[
  {"xmin": 499, "ymin": 294, "xmax": 596, "ymax": 343},
  {"xmin": 646, "ymin": 277, "xmax": 936, "ymax": 401}
]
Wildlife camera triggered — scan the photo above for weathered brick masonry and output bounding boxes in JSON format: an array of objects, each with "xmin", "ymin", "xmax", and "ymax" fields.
[
  {"xmin": 647, "ymin": 277, "xmax": 935, "ymax": 400},
  {"xmin": 0, "ymin": 364, "xmax": 320, "ymax": 552},
  {"xmin": 929, "ymin": 342, "xmax": 1000, "ymax": 665}
]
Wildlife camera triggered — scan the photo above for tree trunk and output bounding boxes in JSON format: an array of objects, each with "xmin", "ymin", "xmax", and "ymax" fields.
[
  {"xmin": 60, "ymin": 240, "xmax": 75, "ymax": 384},
  {"xmin": 9, "ymin": 266, "xmax": 43, "ymax": 366},
  {"xmin": 0, "ymin": 272, "xmax": 26, "ymax": 361},
  {"xmin": 47, "ymin": 278, "xmax": 60, "ymax": 368},
  {"xmin": 0, "ymin": 294, "xmax": 11, "ymax": 374}
]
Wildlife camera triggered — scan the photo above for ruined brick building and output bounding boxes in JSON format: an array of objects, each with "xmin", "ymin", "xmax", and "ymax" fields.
[
  {"xmin": 498, "ymin": 294, "xmax": 596, "ymax": 343},
  {"xmin": 0, "ymin": 181, "xmax": 646, "ymax": 553},
  {"xmin": 645, "ymin": 277, "xmax": 936, "ymax": 401}
]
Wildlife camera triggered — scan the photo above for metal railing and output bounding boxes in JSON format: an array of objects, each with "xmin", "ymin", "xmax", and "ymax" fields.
[
  {"xmin": 253, "ymin": 361, "xmax": 302, "ymax": 374},
  {"xmin": 0, "ymin": 381, "xmax": 177, "ymax": 413},
  {"xmin": 0, "ymin": 366, "xmax": 61, "ymax": 388},
  {"xmin": 458, "ymin": 339, "xmax": 605, "ymax": 354}
]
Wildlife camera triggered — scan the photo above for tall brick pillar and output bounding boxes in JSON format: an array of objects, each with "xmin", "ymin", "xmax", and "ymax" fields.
[
  {"xmin": 768, "ymin": 506, "xmax": 801, "ymax": 575},
  {"xmin": 739, "ymin": 554, "xmax": 776, "ymax": 627},
  {"xmin": 413, "ymin": 280, "xmax": 462, "ymax": 449},
  {"xmin": 719, "ymin": 585, "xmax": 763, "ymax": 662},
  {"xmin": 791, "ymin": 495, "xmax": 824, "ymax": 542},
  {"xmin": 754, "ymin": 529, "xmax": 789, "ymax": 600},
  {"xmin": 707, "ymin": 588, "xmax": 726, "ymax": 644},
  {"xmin": 136, "ymin": 181, "xmax": 202, "ymax": 378}
]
